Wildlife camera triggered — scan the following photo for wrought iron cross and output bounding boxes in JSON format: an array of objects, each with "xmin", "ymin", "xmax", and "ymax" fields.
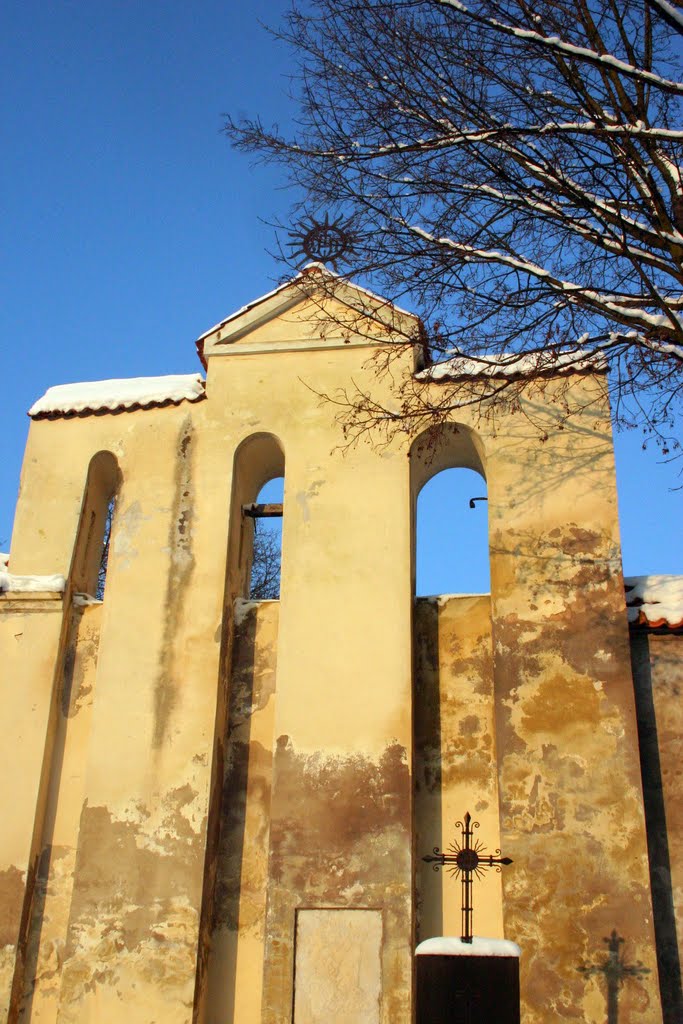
[
  {"xmin": 423, "ymin": 811, "xmax": 512, "ymax": 943},
  {"xmin": 578, "ymin": 929, "xmax": 650, "ymax": 1024}
]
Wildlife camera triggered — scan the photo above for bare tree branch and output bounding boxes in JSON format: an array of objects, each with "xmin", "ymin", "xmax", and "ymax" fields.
[
  {"xmin": 250, "ymin": 524, "xmax": 282, "ymax": 600},
  {"xmin": 226, "ymin": 0, "xmax": 683, "ymax": 453}
]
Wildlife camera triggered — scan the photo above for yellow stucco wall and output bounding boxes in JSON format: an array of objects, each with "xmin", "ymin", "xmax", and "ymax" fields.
[
  {"xmin": 414, "ymin": 594, "xmax": 503, "ymax": 942},
  {"xmin": 0, "ymin": 273, "xmax": 668, "ymax": 1022}
]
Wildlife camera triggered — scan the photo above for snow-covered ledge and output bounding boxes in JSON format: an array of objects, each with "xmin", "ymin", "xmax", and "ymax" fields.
[
  {"xmin": 0, "ymin": 571, "xmax": 66, "ymax": 594},
  {"xmin": 416, "ymin": 937, "xmax": 521, "ymax": 958},
  {"xmin": 28, "ymin": 373, "xmax": 205, "ymax": 418}
]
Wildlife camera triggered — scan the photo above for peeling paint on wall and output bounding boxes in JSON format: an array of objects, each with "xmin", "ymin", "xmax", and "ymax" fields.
[
  {"xmin": 0, "ymin": 867, "xmax": 25, "ymax": 950},
  {"xmin": 414, "ymin": 595, "xmax": 502, "ymax": 942},
  {"xmin": 490, "ymin": 520, "xmax": 658, "ymax": 1023},
  {"xmin": 262, "ymin": 737, "xmax": 412, "ymax": 1024},
  {"xmin": 56, "ymin": 794, "xmax": 204, "ymax": 1022}
]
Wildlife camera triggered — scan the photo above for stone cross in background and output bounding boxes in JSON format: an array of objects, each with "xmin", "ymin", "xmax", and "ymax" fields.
[{"xmin": 579, "ymin": 928, "xmax": 650, "ymax": 1024}]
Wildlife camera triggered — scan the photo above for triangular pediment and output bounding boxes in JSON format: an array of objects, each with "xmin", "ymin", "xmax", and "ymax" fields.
[{"xmin": 196, "ymin": 263, "xmax": 419, "ymax": 364}]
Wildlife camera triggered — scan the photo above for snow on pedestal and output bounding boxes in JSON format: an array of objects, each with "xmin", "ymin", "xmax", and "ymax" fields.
[{"xmin": 416, "ymin": 936, "xmax": 521, "ymax": 958}]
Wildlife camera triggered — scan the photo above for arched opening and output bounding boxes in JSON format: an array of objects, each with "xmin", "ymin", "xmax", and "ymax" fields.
[
  {"xmin": 72, "ymin": 450, "xmax": 120, "ymax": 599},
  {"xmin": 416, "ymin": 467, "xmax": 489, "ymax": 597},
  {"xmin": 249, "ymin": 476, "xmax": 284, "ymax": 600},
  {"xmin": 96, "ymin": 496, "xmax": 115, "ymax": 600},
  {"xmin": 410, "ymin": 423, "xmax": 488, "ymax": 598},
  {"xmin": 410, "ymin": 425, "xmax": 504, "ymax": 946}
]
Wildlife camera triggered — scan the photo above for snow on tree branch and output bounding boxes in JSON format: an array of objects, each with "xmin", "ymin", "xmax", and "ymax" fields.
[
  {"xmin": 431, "ymin": 0, "xmax": 683, "ymax": 94},
  {"xmin": 226, "ymin": 0, "xmax": 683, "ymax": 452}
]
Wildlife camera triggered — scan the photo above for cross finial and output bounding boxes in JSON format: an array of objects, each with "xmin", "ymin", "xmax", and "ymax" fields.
[{"xmin": 423, "ymin": 811, "xmax": 512, "ymax": 943}]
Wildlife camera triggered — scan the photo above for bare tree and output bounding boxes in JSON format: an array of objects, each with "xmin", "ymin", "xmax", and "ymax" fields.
[
  {"xmin": 96, "ymin": 496, "xmax": 115, "ymax": 601},
  {"xmin": 227, "ymin": 0, "xmax": 683, "ymax": 452},
  {"xmin": 250, "ymin": 524, "xmax": 282, "ymax": 600}
]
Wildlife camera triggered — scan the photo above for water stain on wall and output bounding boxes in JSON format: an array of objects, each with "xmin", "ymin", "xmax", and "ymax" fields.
[{"xmin": 154, "ymin": 416, "xmax": 196, "ymax": 749}]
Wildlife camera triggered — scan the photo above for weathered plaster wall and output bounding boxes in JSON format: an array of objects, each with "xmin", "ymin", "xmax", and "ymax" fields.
[
  {"xmin": 199, "ymin": 308, "xmax": 416, "ymax": 1024},
  {"xmin": 4, "ymin": 400, "xmax": 232, "ymax": 1024},
  {"xmin": 414, "ymin": 594, "xmax": 503, "ymax": 942},
  {"xmin": 18, "ymin": 604, "xmax": 102, "ymax": 1023},
  {"xmin": 50, "ymin": 413, "xmax": 217, "ymax": 1024},
  {"xmin": 409, "ymin": 373, "xmax": 660, "ymax": 1022},
  {"xmin": 480, "ymin": 378, "xmax": 659, "ymax": 1023}
]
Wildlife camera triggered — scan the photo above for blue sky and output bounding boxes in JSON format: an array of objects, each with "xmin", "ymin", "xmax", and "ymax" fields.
[{"xmin": 1, "ymin": 1, "xmax": 680, "ymax": 588}]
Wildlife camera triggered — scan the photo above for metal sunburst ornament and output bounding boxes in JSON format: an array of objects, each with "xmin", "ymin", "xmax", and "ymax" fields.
[
  {"xmin": 423, "ymin": 812, "xmax": 513, "ymax": 943},
  {"xmin": 286, "ymin": 212, "xmax": 357, "ymax": 267}
]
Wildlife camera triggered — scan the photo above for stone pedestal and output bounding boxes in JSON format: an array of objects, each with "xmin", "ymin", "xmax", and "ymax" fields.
[{"xmin": 416, "ymin": 937, "xmax": 521, "ymax": 1024}]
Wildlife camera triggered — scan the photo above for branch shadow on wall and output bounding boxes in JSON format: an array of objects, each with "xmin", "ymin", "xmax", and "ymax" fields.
[{"xmin": 489, "ymin": 394, "xmax": 617, "ymax": 514}]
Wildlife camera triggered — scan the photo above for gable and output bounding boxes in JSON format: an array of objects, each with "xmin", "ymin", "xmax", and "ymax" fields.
[{"xmin": 197, "ymin": 263, "xmax": 420, "ymax": 363}]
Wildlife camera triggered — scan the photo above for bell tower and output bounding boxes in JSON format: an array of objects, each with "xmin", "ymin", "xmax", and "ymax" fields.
[{"xmin": 0, "ymin": 264, "xmax": 666, "ymax": 1024}]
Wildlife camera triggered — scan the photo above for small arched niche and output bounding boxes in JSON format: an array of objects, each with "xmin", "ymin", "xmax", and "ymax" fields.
[
  {"xmin": 411, "ymin": 424, "xmax": 489, "ymax": 597},
  {"xmin": 72, "ymin": 450, "xmax": 120, "ymax": 598}
]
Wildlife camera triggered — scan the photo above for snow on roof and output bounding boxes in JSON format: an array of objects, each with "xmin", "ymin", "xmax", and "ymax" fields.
[
  {"xmin": 418, "ymin": 348, "xmax": 608, "ymax": 382},
  {"xmin": 625, "ymin": 575, "xmax": 683, "ymax": 630},
  {"xmin": 416, "ymin": 937, "xmax": 521, "ymax": 958},
  {"xmin": 29, "ymin": 374, "xmax": 206, "ymax": 419},
  {"xmin": 0, "ymin": 571, "xmax": 66, "ymax": 595},
  {"xmin": 196, "ymin": 262, "xmax": 416, "ymax": 342}
]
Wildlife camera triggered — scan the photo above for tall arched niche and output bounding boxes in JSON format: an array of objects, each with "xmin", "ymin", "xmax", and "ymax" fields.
[
  {"xmin": 17, "ymin": 449, "xmax": 121, "ymax": 1017},
  {"xmin": 410, "ymin": 423, "xmax": 504, "ymax": 944},
  {"xmin": 197, "ymin": 431, "xmax": 285, "ymax": 1024}
]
